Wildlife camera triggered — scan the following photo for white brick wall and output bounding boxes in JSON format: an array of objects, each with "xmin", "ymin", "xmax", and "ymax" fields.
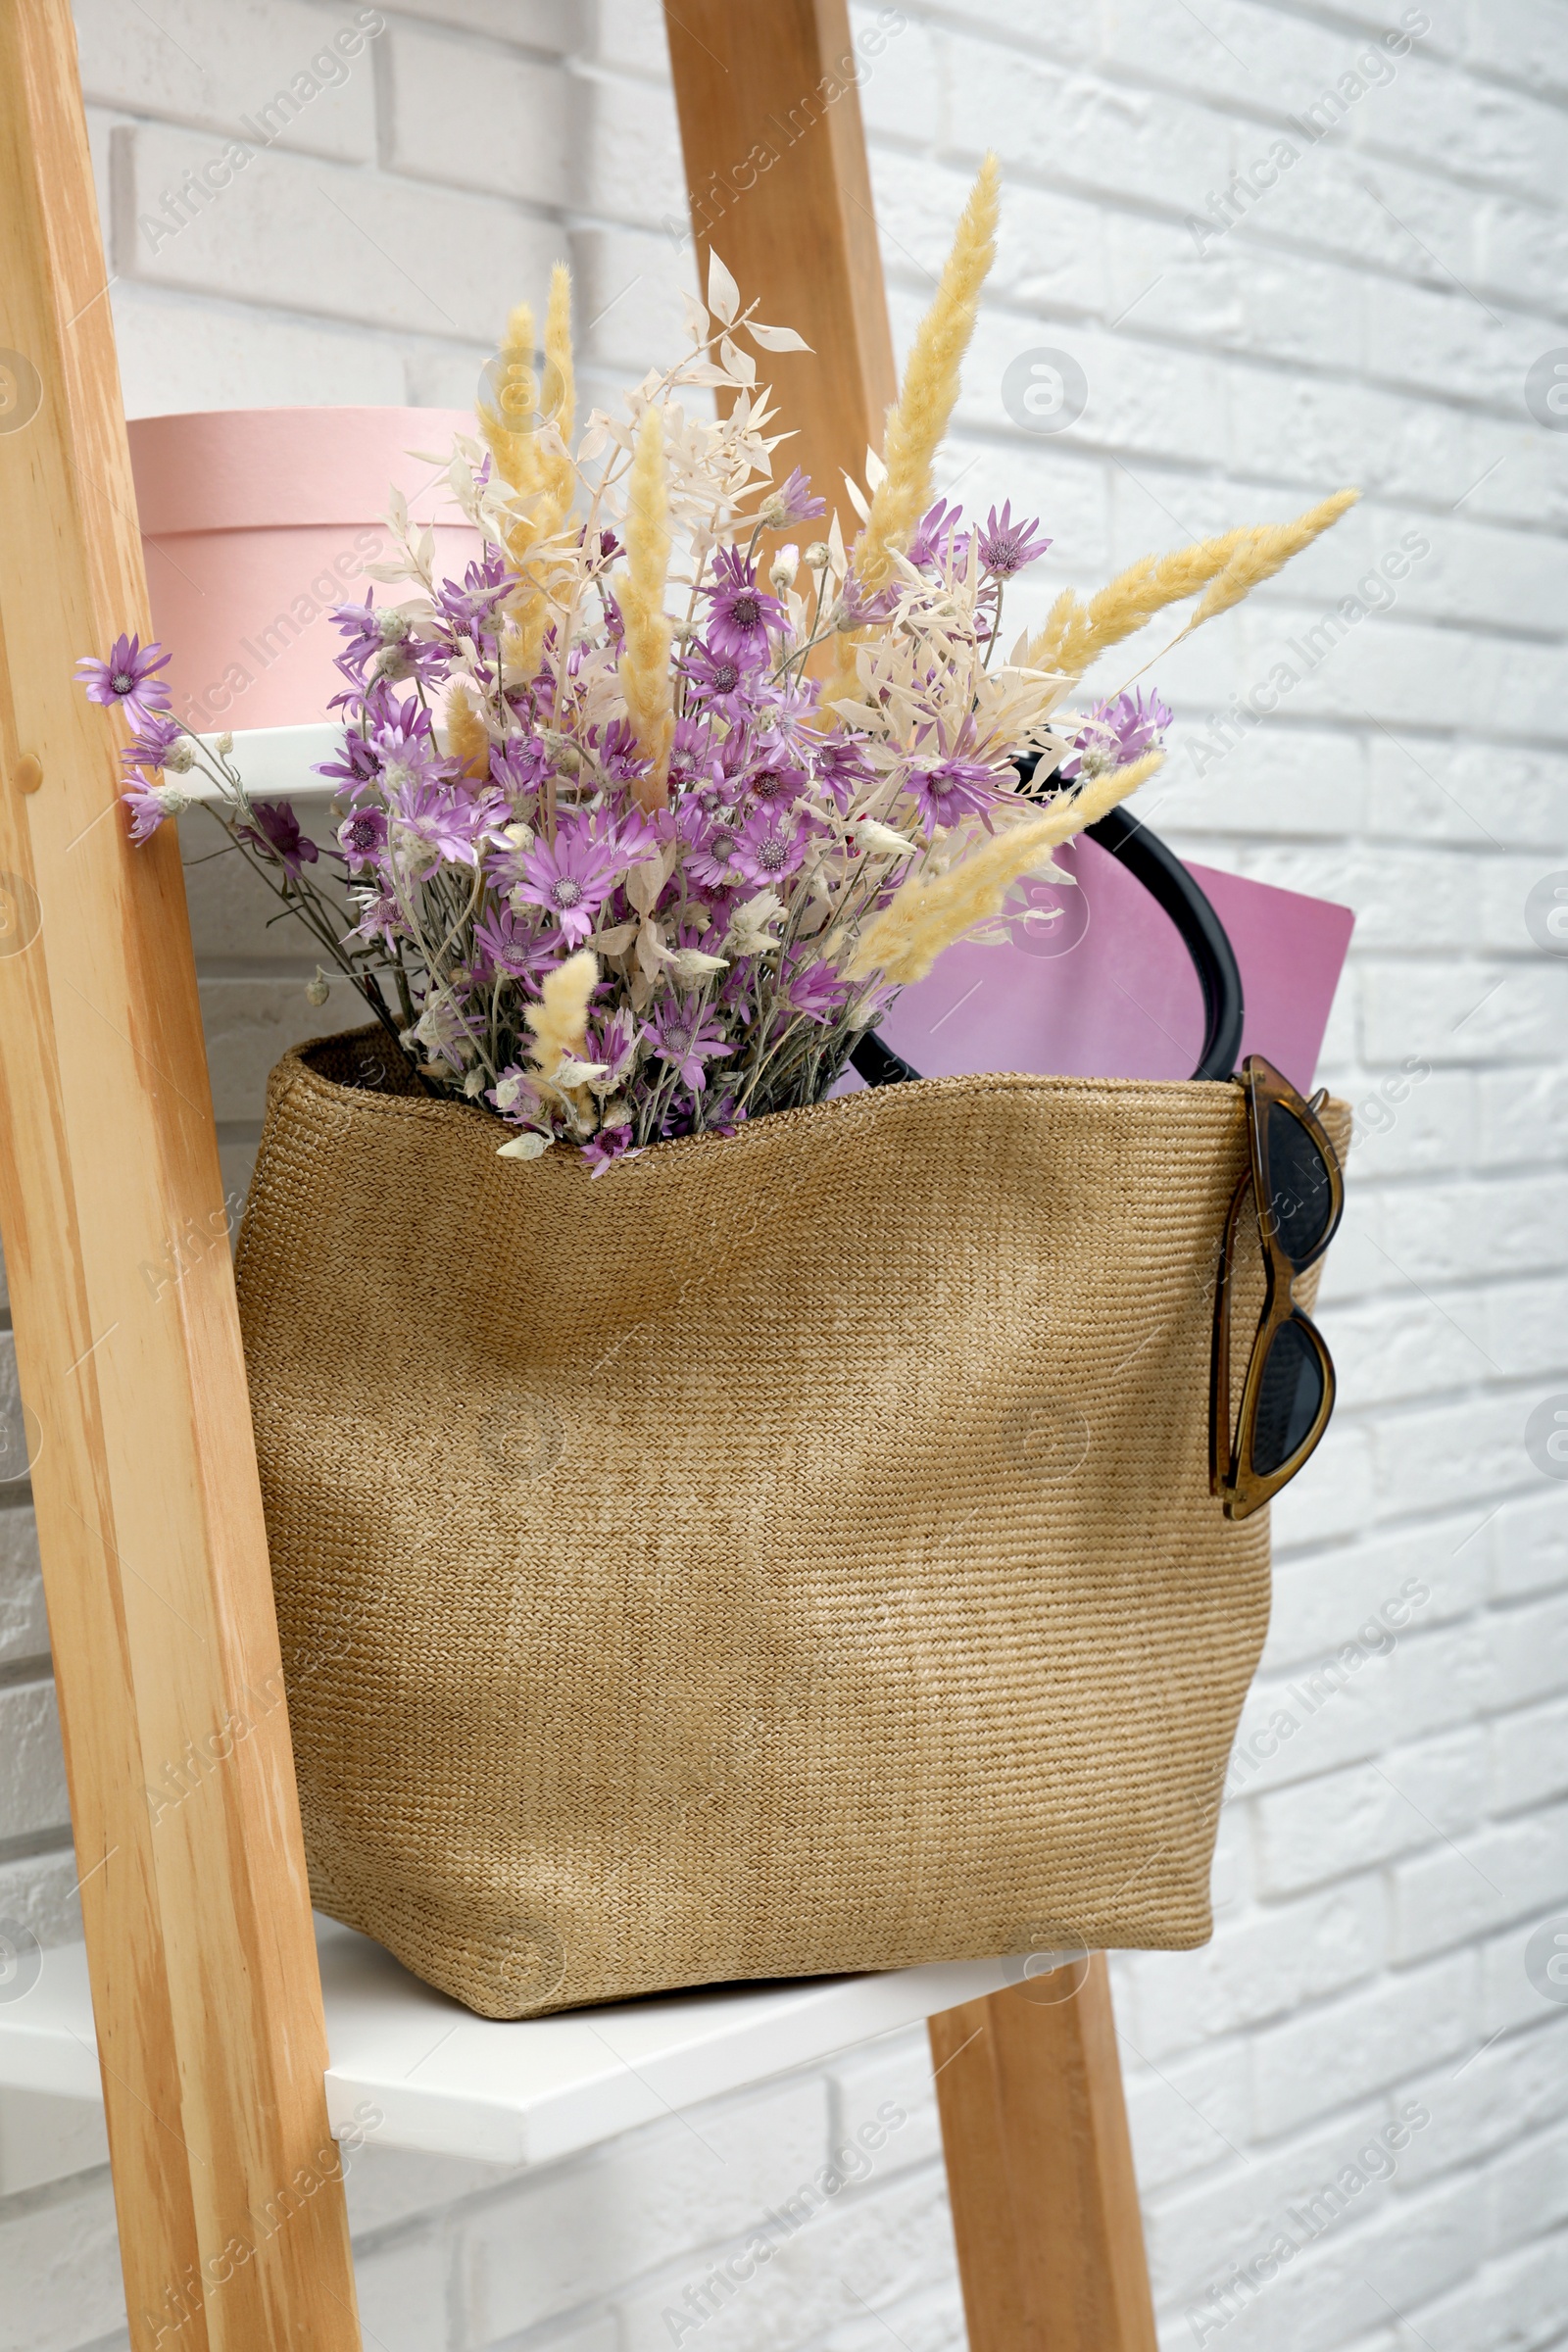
[{"xmin": 2, "ymin": 2, "xmax": 1565, "ymax": 2347}]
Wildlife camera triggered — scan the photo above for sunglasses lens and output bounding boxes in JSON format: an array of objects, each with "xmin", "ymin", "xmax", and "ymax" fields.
[
  {"xmin": 1252, "ymin": 1317, "xmax": 1326, "ymax": 1477},
  {"xmin": 1263, "ymin": 1099, "xmax": 1336, "ymax": 1265}
]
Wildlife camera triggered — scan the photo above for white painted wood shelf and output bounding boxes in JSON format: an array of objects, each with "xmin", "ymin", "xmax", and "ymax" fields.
[{"xmin": 0, "ymin": 1921, "xmax": 1015, "ymax": 2166}]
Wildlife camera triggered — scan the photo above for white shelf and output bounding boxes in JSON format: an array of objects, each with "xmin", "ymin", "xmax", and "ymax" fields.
[
  {"xmin": 184, "ymin": 722, "xmax": 341, "ymax": 801},
  {"xmin": 0, "ymin": 1920, "xmax": 1014, "ymax": 2167}
]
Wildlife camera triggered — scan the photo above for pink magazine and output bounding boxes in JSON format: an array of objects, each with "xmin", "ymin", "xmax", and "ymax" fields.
[{"xmin": 840, "ymin": 834, "xmax": 1354, "ymax": 1095}]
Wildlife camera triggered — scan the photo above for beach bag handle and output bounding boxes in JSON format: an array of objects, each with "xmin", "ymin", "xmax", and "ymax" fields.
[{"xmin": 851, "ymin": 777, "xmax": 1247, "ymax": 1089}]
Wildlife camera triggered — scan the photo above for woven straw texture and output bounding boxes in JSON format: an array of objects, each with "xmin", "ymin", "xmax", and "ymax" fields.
[{"xmin": 235, "ymin": 1027, "xmax": 1346, "ymax": 2019}]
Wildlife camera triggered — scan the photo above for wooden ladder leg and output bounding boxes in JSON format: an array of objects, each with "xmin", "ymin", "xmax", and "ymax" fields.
[
  {"xmin": 930, "ymin": 1962, "xmax": 1158, "ymax": 2352},
  {"xmin": 0, "ymin": 10, "xmax": 360, "ymax": 2346}
]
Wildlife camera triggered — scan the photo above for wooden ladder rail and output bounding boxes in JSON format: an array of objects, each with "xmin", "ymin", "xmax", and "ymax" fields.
[
  {"xmin": 665, "ymin": 10, "xmax": 1160, "ymax": 2348},
  {"xmin": 0, "ymin": 6, "xmax": 360, "ymax": 2346}
]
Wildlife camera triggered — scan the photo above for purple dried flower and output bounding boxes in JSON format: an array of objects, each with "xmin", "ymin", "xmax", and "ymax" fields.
[
  {"xmin": 700, "ymin": 548, "xmax": 786, "ymax": 668},
  {"xmin": 764, "ymin": 466, "xmax": 827, "ymax": 527},
  {"xmin": 781, "ymin": 951, "xmax": 850, "ymax": 1025},
  {"xmin": 583, "ymin": 1122, "xmax": 636, "ymax": 1176},
  {"xmin": 76, "ymin": 634, "xmax": 172, "ymax": 730},
  {"xmin": 645, "ymin": 997, "xmax": 733, "ymax": 1093},
  {"xmin": 120, "ymin": 712, "xmax": 185, "ymax": 780},
  {"xmin": 1063, "ymin": 688, "xmax": 1172, "ymax": 780},
  {"xmin": 729, "ymin": 806, "xmax": 808, "ymax": 888},
  {"xmin": 239, "ymin": 800, "xmax": 319, "ymax": 875},
  {"xmin": 905, "ymin": 756, "xmax": 1007, "ymax": 838},
  {"xmin": 977, "ymin": 502, "xmax": 1052, "ymax": 578},
  {"xmin": 514, "ymin": 818, "xmax": 629, "ymax": 946},
  {"xmin": 122, "ymin": 782, "xmax": 178, "ymax": 842},
  {"xmin": 336, "ymin": 805, "xmax": 388, "ymax": 871},
  {"xmin": 907, "ymin": 500, "xmax": 964, "ymax": 568}
]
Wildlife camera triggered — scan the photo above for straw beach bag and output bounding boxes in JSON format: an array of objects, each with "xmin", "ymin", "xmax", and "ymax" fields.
[{"xmin": 235, "ymin": 1025, "xmax": 1346, "ymax": 2019}]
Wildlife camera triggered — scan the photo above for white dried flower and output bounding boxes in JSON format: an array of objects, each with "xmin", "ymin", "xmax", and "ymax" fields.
[
  {"xmin": 305, "ymin": 972, "xmax": 330, "ymax": 1007},
  {"xmin": 163, "ymin": 737, "xmax": 196, "ymax": 774},
  {"xmin": 154, "ymin": 782, "xmax": 192, "ymax": 816},
  {"xmin": 725, "ymin": 889, "xmax": 785, "ymax": 956},
  {"xmin": 804, "ymin": 542, "xmax": 831, "ymax": 570},
  {"xmin": 854, "ymin": 818, "xmax": 918, "ymax": 858},
  {"xmin": 769, "ymin": 545, "xmax": 800, "ymax": 591},
  {"xmin": 665, "ymin": 946, "xmax": 729, "ymax": 985},
  {"xmin": 497, "ymin": 1131, "xmax": 550, "ymax": 1160},
  {"xmin": 215, "ymin": 731, "xmax": 233, "ymax": 755}
]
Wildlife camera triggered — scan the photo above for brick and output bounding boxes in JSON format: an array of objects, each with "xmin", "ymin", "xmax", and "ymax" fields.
[
  {"xmin": 1345, "ymin": 1069, "xmax": 1478, "ymax": 1182},
  {"xmin": 387, "ymin": 24, "xmax": 572, "ymax": 209},
  {"xmin": 588, "ymin": 0, "xmax": 672, "ymax": 76},
  {"xmin": 1326, "ymin": 1288, "xmax": 1496, "ymax": 1406},
  {"xmin": 1465, "ymin": 0, "xmax": 1568, "ymax": 98},
  {"xmin": 343, "ymin": 2141, "xmax": 517, "ymax": 2239},
  {"xmin": 1493, "ymin": 1487, "xmax": 1568, "ymax": 1600},
  {"xmin": 118, "ymin": 125, "xmax": 559, "ymax": 341},
  {"xmin": 1480, "ymin": 1065, "xmax": 1568, "ymax": 1169},
  {"xmin": 1267, "ymin": 1520, "xmax": 1482, "ymax": 1667},
  {"xmin": 1367, "ymin": 1398, "xmax": 1555, "ymax": 1527},
  {"xmin": 1255, "ymin": 1730, "xmax": 1487, "ymax": 1895},
  {"xmin": 1250, "ymin": 1951, "xmax": 1475, "ymax": 2136},
  {"xmin": 386, "ymin": 0, "xmax": 570, "ymax": 47},
  {"xmin": 0, "ymin": 1504, "xmax": 47, "ymax": 1669},
  {"xmin": 1479, "ymin": 1591, "xmax": 1568, "ymax": 1713},
  {"xmin": 1486, "ymin": 2115, "xmax": 1568, "ymax": 2254},
  {"xmin": 576, "ymin": 64, "xmax": 686, "ymax": 224},
  {"xmin": 459, "ymin": 2074, "xmax": 829, "ymax": 2340},
  {"xmin": 1360, "ymin": 961, "xmax": 1568, "ymax": 1066},
  {"xmin": 1368, "ymin": 736, "xmax": 1568, "ymax": 855},
  {"xmin": 1395, "ymin": 2026, "xmax": 1568, "ymax": 2188},
  {"xmin": 1104, "ymin": 216, "xmax": 1365, "ymax": 373},
  {"xmin": 1145, "ymin": 2087, "xmax": 1459, "ymax": 2313},
  {"xmin": 0, "ymin": 2168, "xmax": 126, "ymax": 2352},
  {"xmin": 573, "ymin": 222, "xmax": 700, "ymax": 375},
  {"xmin": 352, "ymin": 2226, "xmax": 452, "ymax": 2352},
  {"xmin": 1394, "ymin": 1798, "xmax": 1568, "ymax": 1957},
  {"xmin": 829, "ymin": 2027, "xmax": 943, "ymax": 2172},
  {"xmin": 0, "ymin": 1679, "xmax": 71, "ymax": 1845},
  {"xmin": 74, "ymin": 0, "xmax": 380, "ymax": 162},
  {"xmin": 871, "ymin": 149, "xmax": 1106, "ymax": 318},
  {"xmin": 615, "ymin": 2163, "xmax": 957, "ymax": 2352},
  {"xmin": 0, "ymin": 2087, "xmax": 111, "ymax": 2198},
  {"xmin": 1120, "ymin": 1876, "xmax": 1386, "ymax": 2059},
  {"xmin": 111, "ymin": 283, "xmax": 408, "ymax": 416},
  {"xmin": 0, "ymin": 1849, "xmax": 85, "ymax": 1949},
  {"xmin": 1269, "ymin": 1417, "xmax": 1376, "ymax": 1551},
  {"xmin": 951, "ymin": 52, "xmax": 1234, "ymax": 220},
  {"xmin": 1121, "ymin": 2039, "xmax": 1250, "ymax": 2194},
  {"xmin": 1372, "ymin": 1619, "xmax": 1497, "ymax": 1745},
  {"xmin": 1493, "ymin": 1696, "xmax": 1568, "ymax": 1816},
  {"xmin": 854, "ymin": 8, "xmax": 944, "ymax": 145},
  {"xmin": 199, "ymin": 972, "xmax": 368, "ymax": 1123},
  {"xmin": 1407, "ymin": 2229, "xmax": 1568, "ymax": 2352}
]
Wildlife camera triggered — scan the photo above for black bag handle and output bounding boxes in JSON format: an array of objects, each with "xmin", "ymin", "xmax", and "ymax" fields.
[{"xmin": 850, "ymin": 763, "xmax": 1246, "ymax": 1090}]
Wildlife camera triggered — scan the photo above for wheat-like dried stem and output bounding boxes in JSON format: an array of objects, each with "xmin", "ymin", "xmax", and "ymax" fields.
[
  {"xmin": 844, "ymin": 752, "xmax": 1163, "ymax": 986},
  {"xmin": 615, "ymin": 405, "xmax": 675, "ymax": 810},
  {"xmin": 856, "ymin": 154, "xmax": 1001, "ymax": 593}
]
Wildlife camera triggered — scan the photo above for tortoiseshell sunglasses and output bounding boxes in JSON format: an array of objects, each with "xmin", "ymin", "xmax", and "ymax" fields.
[{"xmin": 1210, "ymin": 1054, "xmax": 1345, "ymax": 1522}]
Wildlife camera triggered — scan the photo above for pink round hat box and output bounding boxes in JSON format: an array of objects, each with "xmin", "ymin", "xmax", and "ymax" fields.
[{"xmin": 126, "ymin": 409, "xmax": 482, "ymax": 734}]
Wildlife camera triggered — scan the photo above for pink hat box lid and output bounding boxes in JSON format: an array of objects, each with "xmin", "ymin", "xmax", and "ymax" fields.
[
  {"xmin": 128, "ymin": 409, "xmax": 483, "ymax": 732},
  {"xmin": 127, "ymin": 407, "xmax": 479, "ymax": 535}
]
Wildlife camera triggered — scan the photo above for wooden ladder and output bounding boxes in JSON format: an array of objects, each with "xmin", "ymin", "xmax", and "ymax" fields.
[{"xmin": 0, "ymin": 3, "xmax": 1157, "ymax": 2344}]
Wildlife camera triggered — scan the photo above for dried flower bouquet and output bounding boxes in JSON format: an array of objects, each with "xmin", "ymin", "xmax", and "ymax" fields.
[{"xmin": 83, "ymin": 158, "xmax": 1355, "ymax": 1170}]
